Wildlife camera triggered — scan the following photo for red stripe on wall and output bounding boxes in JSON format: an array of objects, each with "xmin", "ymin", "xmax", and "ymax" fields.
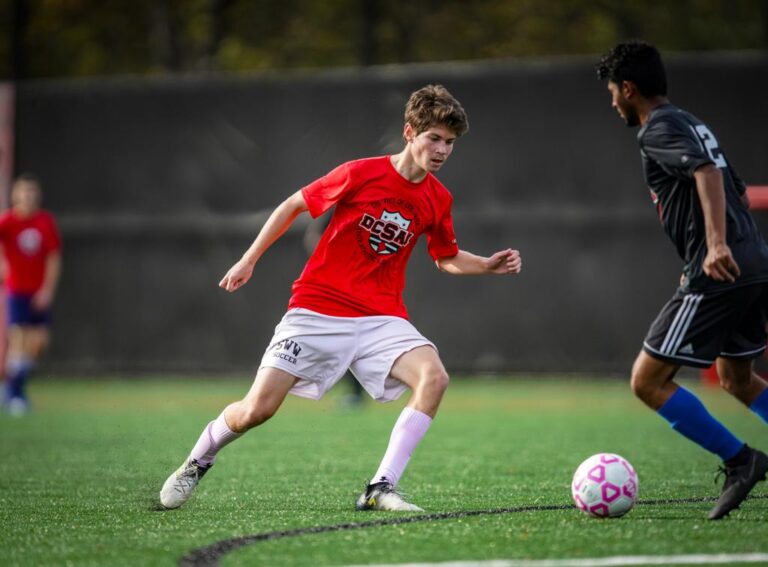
[{"xmin": 747, "ymin": 186, "xmax": 768, "ymax": 210}]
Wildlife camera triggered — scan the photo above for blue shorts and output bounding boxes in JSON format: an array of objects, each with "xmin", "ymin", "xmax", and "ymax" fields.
[{"xmin": 7, "ymin": 294, "xmax": 52, "ymax": 327}]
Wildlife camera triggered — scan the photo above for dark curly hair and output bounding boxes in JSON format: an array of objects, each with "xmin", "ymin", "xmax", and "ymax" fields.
[{"xmin": 596, "ymin": 41, "xmax": 667, "ymax": 98}]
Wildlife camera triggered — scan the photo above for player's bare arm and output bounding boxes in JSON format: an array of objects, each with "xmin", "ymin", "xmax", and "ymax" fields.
[
  {"xmin": 219, "ymin": 191, "xmax": 309, "ymax": 292},
  {"xmin": 694, "ymin": 164, "xmax": 741, "ymax": 283},
  {"xmin": 32, "ymin": 251, "xmax": 62, "ymax": 310},
  {"xmin": 436, "ymin": 248, "xmax": 521, "ymax": 275}
]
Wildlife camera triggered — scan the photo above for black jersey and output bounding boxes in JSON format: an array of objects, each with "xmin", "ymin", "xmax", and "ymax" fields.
[{"xmin": 637, "ymin": 103, "xmax": 768, "ymax": 292}]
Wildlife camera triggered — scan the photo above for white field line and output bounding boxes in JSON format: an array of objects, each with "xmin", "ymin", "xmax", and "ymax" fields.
[{"xmin": 345, "ymin": 553, "xmax": 768, "ymax": 567}]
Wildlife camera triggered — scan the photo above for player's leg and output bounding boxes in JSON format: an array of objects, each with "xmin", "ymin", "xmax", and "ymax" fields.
[
  {"xmin": 5, "ymin": 324, "xmax": 47, "ymax": 416},
  {"xmin": 3, "ymin": 292, "xmax": 52, "ymax": 414},
  {"xmin": 640, "ymin": 285, "xmax": 768, "ymax": 519},
  {"xmin": 707, "ymin": 353, "xmax": 768, "ymax": 520},
  {"xmin": 14, "ymin": 326, "xmax": 50, "ymax": 405},
  {"xmin": 160, "ymin": 367, "xmax": 297, "ymax": 509},
  {"xmin": 357, "ymin": 344, "xmax": 448, "ymax": 512},
  {"xmin": 25, "ymin": 326, "xmax": 50, "ymax": 359},
  {"xmin": 190, "ymin": 366, "xmax": 299, "ymax": 461},
  {"xmin": 717, "ymin": 358, "xmax": 768, "ymax": 421},
  {"xmin": 4, "ymin": 325, "xmax": 33, "ymax": 414},
  {"xmin": 160, "ymin": 306, "xmax": 351, "ymax": 509},
  {"xmin": 391, "ymin": 344, "xmax": 449, "ymax": 418},
  {"xmin": 631, "ymin": 350, "xmax": 744, "ymax": 461},
  {"xmin": 631, "ymin": 349, "xmax": 768, "ymax": 520},
  {"xmin": 716, "ymin": 283, "xmax": 768, "ymax": 423},
  {"xmin": 703, "ymin": 286, "xmax": 768, "ymax": 519}
]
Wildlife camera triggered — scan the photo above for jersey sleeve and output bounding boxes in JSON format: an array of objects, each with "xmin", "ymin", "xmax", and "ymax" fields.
[
  {"xmin": 426, "ymin": 193, "xmax": 460, "ymax": 261},
  {"xmin": 301, "ymin": 162, "xmax": 357, "ymax": 218},
  {"xmin": 640, "ymin": 118, "xmax": 713, "ymax": 179}
]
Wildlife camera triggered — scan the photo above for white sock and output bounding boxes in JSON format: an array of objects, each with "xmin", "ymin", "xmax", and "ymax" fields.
[
  {"xmin": 371, "ymin": 407, "xmax": 432, "ymax": 488},
  {"xmin": 188, "ymin": 412, "xmax": 241, "ymax": 467}
]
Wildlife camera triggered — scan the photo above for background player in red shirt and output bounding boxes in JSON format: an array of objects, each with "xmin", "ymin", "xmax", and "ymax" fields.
[
  {"xmin": 160, "ymin": 85, "xmax": 522, "ymax": 511},
  {"xmin": 0, "ymin": 174, "xmax": 62, "ymax": 415}
]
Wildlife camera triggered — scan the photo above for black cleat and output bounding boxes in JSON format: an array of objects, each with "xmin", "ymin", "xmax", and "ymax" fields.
[{"xmin": 708, "ymin": 447, "xmax": 768, "ymax": 520}]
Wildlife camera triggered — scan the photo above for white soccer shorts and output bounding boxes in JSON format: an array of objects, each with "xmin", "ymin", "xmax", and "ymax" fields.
[{"xmin": 258, "ymin": 308, "xmax": 436, "ymax": 402}]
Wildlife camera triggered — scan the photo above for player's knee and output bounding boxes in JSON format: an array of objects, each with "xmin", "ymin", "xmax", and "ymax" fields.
[
  {"xmin": 629, "ymin": 354, "xmax": 658, "ymax": 404},
  {"xmin": 236, "ymin": 401, "xmax": 278, "ymax": 430},
  {"xmin": 718, "ymin": 368, "xmax": 749, "ymax": 396},
  {"xmin": 421, "ymin": 366, "xmax": 450, "ymax": 395},
  {"xmin": 629, "ymin": 371, "xmax": 653, "ymax": 403},
  {"xmin": 718, "ymin": 371, "xmax": 736, "ymax": 394}
]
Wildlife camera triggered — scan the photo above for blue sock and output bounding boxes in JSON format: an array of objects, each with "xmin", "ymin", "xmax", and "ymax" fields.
[
  {"xmin": 657, "ymin": 387, "xmax": 744, "ymax": 462},
  {"xmin": 749, "ymin": 388, "xmax": 768, "ymax": 424},
  {"xmin": 5, "ymin": 358, "xmax": 32, "ymax": 401}
]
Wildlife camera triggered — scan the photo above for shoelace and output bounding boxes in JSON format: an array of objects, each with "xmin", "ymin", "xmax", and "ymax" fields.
[
  {"xmin": 714, "ymin": 464, "xmax": 738, "ymax": 489},
  {"xmin": 362, "ymin": 480, "xmax": 414, "ymax": 504},
  {"xmin": 174, "ymin": 464, "xmax": 201, "ymax": 492},
  {"xmin": 375, "ymin": 484, "xmax": 411, "ymax": 502},
  {"xmin": 714, "ymin": 466, "xmax": 726, "ymax": 485}
]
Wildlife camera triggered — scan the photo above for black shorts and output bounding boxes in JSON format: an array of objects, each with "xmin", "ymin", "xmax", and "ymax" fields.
[{"xmin": 643, "ymin": 283, "xmax": 768, "ymax": 368}]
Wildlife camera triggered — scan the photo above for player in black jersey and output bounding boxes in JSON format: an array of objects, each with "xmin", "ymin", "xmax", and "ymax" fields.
[{"xmin": 597, "ymin": 41, "xmax": 768, "ymax": 519}]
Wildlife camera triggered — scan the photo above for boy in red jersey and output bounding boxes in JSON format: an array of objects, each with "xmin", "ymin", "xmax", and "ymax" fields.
[
  {"xmin": 160, "ymin": 85, "xmax": 522, "ymax": 511},
  {"xmin": 0, "ymin": 174, "xmax": 62, "ymax": 415}
]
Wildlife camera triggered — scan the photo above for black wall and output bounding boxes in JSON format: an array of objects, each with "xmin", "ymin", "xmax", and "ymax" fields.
[{"xmin": 14, "ymin": 52, "xmax": 768, "ymax": 374}]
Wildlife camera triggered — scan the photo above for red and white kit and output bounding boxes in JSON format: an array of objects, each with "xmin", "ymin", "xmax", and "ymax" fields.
[
  {"xmin": 0, "ymin": 209, "xmax": 61, "ymax": 295},
  {"xmin": 260, "ymin": 156, "xmax": 460, "ymax": 399}
]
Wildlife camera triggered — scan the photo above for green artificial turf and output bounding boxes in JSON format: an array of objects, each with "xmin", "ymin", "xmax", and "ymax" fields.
[{"xmin": 1, "ymin": 376, "xmax": 766, "ymax": 566}]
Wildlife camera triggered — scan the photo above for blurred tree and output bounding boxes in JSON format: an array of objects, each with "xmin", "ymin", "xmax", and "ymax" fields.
[
  {"xmin": 8, "ymin": 0, "xmax": 30, "ymax": 79},
  {"xmin": 149, "ymin": 0, "xmax": 181, "ymax": 72},
  {"xmin": 1, "ymin": 0, "xmax": 767, "ymax": 80}
]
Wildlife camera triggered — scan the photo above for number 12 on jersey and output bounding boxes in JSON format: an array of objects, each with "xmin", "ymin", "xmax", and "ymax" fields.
[{"xmin": 691, "ymin": 124, "xmax": 727, "ymax": 168}]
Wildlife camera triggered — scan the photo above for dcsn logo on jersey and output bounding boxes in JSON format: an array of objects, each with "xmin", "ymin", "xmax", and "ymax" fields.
[
  {"xmin": 272, "ymin": 339, "xmax": 302, "ymax": 364},
  {"xmin": 359, "ymin": 210, "xmax": 414, "ymax": 255}
]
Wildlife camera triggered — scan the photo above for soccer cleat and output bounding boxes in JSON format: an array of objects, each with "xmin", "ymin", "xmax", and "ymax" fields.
[
  {"xmin": 159, "ymin": 458, "xmax": 212, "ymax": 509},
  {"xmin": 708, "ymin": 447, "xmax": 768, "ymax": 520},
  {"xmin": 5, "ymin": 397, "xmax": 30, "ymax": 417},
  {"xmin": 355, "ymin": 481, "xmax": 424, "ymax": 512}
]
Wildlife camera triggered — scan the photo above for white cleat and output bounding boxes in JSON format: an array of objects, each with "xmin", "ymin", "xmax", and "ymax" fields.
[
  {"xmin": 355, "ymin": 481, "xmax": 424, "ymax": 512},
  {"xmin": 6, "ymin": 397, "xmax": 30, "ymax": 417},
  {"xmin": 159, "ymin": 458, "xmax": 211, "ymax": 509}
]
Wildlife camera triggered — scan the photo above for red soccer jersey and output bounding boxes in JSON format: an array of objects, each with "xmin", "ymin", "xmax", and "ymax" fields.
[
  {"xmin": 0, "ymin": 209, "xmax": 62, "ymax": 294},
  {"xmin": 289, "ymin": 156, "xmax": 460, "ymax": 318}
]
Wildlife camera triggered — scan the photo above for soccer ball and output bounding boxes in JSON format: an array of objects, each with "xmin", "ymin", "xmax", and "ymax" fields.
[{"xmin": 571, "ymin": 453, "xmax": 638, "ymax": 518}]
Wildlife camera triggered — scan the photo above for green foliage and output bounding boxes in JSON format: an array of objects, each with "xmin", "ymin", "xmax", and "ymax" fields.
[
  {"xmin": 1, "ymin": 376, "xmax": 767, "ymax": 566},
  {"xmin": 2, "ymin": 0, "xmax": 767, "ymax": 79}
]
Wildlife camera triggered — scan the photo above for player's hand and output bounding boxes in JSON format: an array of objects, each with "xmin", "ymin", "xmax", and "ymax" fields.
[
  {"xmin": 703, "ymin": 243, "xmax": 740, "ymax": 283},
  {"xmin": 31, "ymin": 289, "xmax": 53, "ymax": 309},
  {"xmin": 486, "ymin": 248, "xmax": 521, "ymax": 275},
  {"xmin": 219, "ymin": 259, "xmax": 255, "ymax": 292}
]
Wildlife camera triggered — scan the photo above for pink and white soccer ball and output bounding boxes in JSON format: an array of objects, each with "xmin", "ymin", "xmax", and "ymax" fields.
[{"xmin": 571, "ymin": 453, "xmax": 638, "ymax": 518}]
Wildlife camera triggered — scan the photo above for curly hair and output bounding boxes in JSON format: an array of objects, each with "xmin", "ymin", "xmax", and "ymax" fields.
[
  {"xmin": 596, "ymin": 41, "xmax": 667, "ymax": 98},
  {"xmin": 404, "ymin": 84, "xmax": 469, "ymax": 137}
]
